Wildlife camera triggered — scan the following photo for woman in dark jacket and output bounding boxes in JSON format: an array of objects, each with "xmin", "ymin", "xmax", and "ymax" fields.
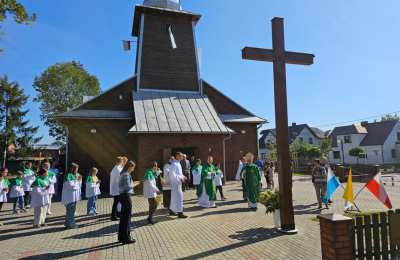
[{"xmin": 118, "ymin": 161, "xmax": 136, "ymax": 244}]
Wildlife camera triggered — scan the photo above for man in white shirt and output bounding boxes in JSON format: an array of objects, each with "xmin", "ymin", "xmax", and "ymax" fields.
[
  {"xmin": 162, "ymin": 156, "xmax": 175, "ymax": 215},
  {"xmin": 169, "ymin": 152, "xmax": 188, "ymax": 218},
  {"xmin": 109, "ymin": 156, "xmax": 126, "ymax": 221}
]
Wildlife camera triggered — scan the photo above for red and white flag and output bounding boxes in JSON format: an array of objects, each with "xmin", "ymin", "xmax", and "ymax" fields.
[{"xmin": 365, "ymin": 172, "xmax": 392, "ymax": 209}]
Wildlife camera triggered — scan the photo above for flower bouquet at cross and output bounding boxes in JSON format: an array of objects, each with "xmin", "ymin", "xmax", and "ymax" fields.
[
  {"xmin": 259, "ymin": 190, "xmax": 280, "ymax": 214},
  {"xmin": 259, "ymin": 190, "xmax": 281, "ymax": 228}
]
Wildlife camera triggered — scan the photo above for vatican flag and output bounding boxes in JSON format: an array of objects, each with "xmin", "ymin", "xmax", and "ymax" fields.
[{"xmin": 343, "ymin": 168, "xmax": 354, "ymax": 209}]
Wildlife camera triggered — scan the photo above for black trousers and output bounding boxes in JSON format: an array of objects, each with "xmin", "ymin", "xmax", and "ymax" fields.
[
  {"xmin": 163, "ymin": 190, "xmax": 171, "ymax": 209},
  {"xmin": 241, "ymin": 179, "xmax": 247, "ymax": 200},
  {"xmin": 118, "ymin": 193, "xmax": 132, "ymax": 242},
  {"xmin": 216, "ymin": 186, "xmax": 224, "ymax": 199},
  {"xmin": 111, "ymin": 195, "xmax": 120, "ymax": 219},
  {"xmin": 0, "ymin": 202, "xmax": 3, "ymax": 211},
  {"xmin": 24, "ymin": 191, "xmax": 31, "ymax": 206},
  {"xmin": 148, "ymin": 198, "xmax": 157, "ymax": 220}
]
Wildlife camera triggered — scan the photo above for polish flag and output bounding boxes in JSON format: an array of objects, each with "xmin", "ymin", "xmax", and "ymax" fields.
[{"xmin": 365, "ymin": 172, "xmax": 392, "ymax": 209}]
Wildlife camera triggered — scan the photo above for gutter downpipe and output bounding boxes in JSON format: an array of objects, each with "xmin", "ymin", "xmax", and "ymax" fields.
[{"xmin": 223, "ymin": 132, "xmax": 232, "ymax": 183}]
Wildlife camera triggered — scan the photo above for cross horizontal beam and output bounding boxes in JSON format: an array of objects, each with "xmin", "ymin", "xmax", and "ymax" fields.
[{"xmin": 242, "ymin": 47, "xmax": 314, "ymax": 66}]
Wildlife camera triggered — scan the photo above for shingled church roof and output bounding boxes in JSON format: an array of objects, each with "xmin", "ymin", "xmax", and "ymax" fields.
[{"xmin": 130, "ymin": 90, "xmax": 233, "ymax": 134}]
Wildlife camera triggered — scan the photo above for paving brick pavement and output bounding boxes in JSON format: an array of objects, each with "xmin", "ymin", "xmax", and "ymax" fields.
[{"xmin": 0, "ymin": 175, "xmax": 398, "ymax": 260}]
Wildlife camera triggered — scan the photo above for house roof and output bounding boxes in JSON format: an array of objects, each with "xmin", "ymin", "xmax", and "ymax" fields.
[
  {"xmin": 219, "ymin": 114, "xmax": 266, "ymax": 124},
  {"xmin": 330, "ymin": 124, "xmax": 368, "ymax": 147},
  {"xmin": 129, "ymin": 90, "xmax": 233, "ymax": 134},
  {"xmin": 359, "ymin": 120, "xmax": 398, "ymax": 146},
  {"xmin": 259, "ymin": 124, "xmax": 325, "ymax": 149},
  {"xmin": 330, "ymin": 121, "xmax": 398, "ymax": 147},
  {"xmin": 57, "ymin": 110, "xmax": 134, "ymax": 120}
]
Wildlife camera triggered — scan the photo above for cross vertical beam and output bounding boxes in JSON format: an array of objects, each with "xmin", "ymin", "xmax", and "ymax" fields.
[
  {"xmin": 271, "ymin": 17, "xmax": 295, "ymax": 231},
  {"xmin": 242, "ymin": 17, "xmax": 314, "ymax": 233}
]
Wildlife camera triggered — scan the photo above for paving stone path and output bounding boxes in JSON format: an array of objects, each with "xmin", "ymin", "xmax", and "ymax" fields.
[{"xmin": 0, "ymin": 175, "xmax": 398, "ymax": 260}]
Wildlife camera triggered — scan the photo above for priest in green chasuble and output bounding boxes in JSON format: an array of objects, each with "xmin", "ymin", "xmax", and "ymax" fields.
[
  {"xmin": 241, "ymin": 153, "xmax": 261, "ymax": 210},
  {"xmin": 197, "ymin": 156, "xmax": 217, "ymax": 208}
]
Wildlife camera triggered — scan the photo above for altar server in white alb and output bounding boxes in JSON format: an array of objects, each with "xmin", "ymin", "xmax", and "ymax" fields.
[
  {"xmin": 9, "ymin": 171, "xmax": 26, "ymax": 214},
  {"xmin": 23, "ymin": 161, "xmax": 36, "ymax": 209},
  {"xmin": 143, "ymin": 162, "xmax": 161, "ymax": 225},
  {"xmin": 62, "ymin": 163, "xmax": 82, "ymax": 229},
  {"xmin": 162, "ymin": 156, "xmax": 174, "ymax": 213},
  {"xmin": 31, "ymin": 168, "xmax": 50, "ymax": 228},
  {"xmin": 42, "ymin": 162, "xmax": 57, "ymax": 215},
  {"xmin": 169, "ymin": 152, "xmax": 188, "ymax": 218},
  {"xmin": 191, "ymin": 159, "xmax": 202, "ymax": 195},
  {"xmin": 86, "ymin": 167, "xmax": 101, "ymax": 215},
  {"xmin": 110, "ymin": 156, "xmax": 126, "ymax": 221},
  {"xmin": 215, "ymin": 164, "xmax": 226, "ymax": 201},
  {"xmin": 0, "ymin": 168, "xmax": 10, "ymax": 219}
]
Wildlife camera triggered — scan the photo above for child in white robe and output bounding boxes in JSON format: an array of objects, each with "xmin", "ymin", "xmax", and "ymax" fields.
[
  {"xmin": 214, "ymin": 164, "xmax": 226, "ymax": 201},
  {"xmin": 0, "ymin": 168, "xmax": 10, "ymax": 218},
  {"xmin": 62, "ymin": 163, "xmax": 82, "ymax": 229},
  {"xmin": 191, "ymin": 159, "xmax": 202, "ymax": 194},
  {"xmin": 86, "ymin": 167, "xmax": 101, "ymax": 215},
  {"xmin": 31, "ymin": 168, "xmax": 50, "ymax": 228},
  {"xmin": 22, "ymin": 162, "xmax": 36, "ymax": 209},
  {"xmin": 42, "ymin": 162, "xmax": 57, "ymax": 215},
  {"xmin": 143, "ymin": 162, "xmax": 160, "ymax": 225},
  {"xmin": 9, "ymin": 171, "xmax": 26, "ymax": 214}
]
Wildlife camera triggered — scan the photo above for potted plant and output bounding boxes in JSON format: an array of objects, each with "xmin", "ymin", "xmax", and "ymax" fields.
[{"xmin": 259, "ymin": 190, "xmax": 281, "ymax": 228}]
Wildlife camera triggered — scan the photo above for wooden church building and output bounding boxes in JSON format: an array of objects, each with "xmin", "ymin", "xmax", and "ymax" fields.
[{"xmin": 56, "ymin": 0, "xmax": 265, "ymax": 187}]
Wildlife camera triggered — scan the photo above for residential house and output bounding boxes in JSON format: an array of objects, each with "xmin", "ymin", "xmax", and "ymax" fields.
[
  {"xmin": 329, "ymin": 120, "xmax": 400, "ymax": 165},
  {"xmin": 259, "ymin": 123, "xmax": 326, "ymax": 160}
]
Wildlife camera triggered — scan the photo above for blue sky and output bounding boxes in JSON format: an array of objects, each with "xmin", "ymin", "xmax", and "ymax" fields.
[{"xmin": 1, "ymin": 0, "xmax": 400, "ymax": 144}]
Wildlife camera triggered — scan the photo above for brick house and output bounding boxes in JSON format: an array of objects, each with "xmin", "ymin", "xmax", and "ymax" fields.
[
  {"xmin": 56, "ymin": 0, "xmax": 265, "ymax": 189},
  {"xmin": 329, "ymin": 120, "xmax": 400, "ymax": 165}
]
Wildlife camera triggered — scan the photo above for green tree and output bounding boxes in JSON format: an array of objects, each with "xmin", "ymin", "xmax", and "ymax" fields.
[
  {"xmin": 0, "ymin": 0, "xmax": 36, "ymax": 52},
  {"xmin": 320, "ymin": 138, "xmax": 331, "ymax": 157},
  {"xmin": 349, "ymin": 147, "xmax": 365, "ymax": 164},
  {"xmin": 33, "ymin": 61, "xmax": 100, "ymax": 142},
  {"xmin": 0, "ymin": 75, "xmax": 41, "ymax": 164},
  {"xmin": 381, "ymin": 114, "xmax": 400, "ymax": 121},
  {"xmin": 291, "ymin": 140, "xmax": 321, "ymax": 161}
]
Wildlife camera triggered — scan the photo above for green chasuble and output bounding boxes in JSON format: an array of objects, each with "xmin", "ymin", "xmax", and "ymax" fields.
[
  {"xmin": 64, "ymin": 173, "xmax": 81, "ymax": 182},
  {"xmin": 86, "ymin": 175, "xmax": 99, "ymax": 184},
  {"xmin": 197, "ymin": 163, "xmax": 217, "ymax": 200},
  {"xmin": 243, "ymin": 164, "xmax": 261, "ymax": 204},
  {"xmin": 31, "ymin": 176, "xmax": 49, "ymax": 188},
  {"xmin": 143, "ymin": 169, "xmax": 157, "ymax": 181}
]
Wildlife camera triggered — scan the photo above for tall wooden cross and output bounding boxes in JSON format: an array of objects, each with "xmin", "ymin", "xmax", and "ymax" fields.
[{"xmin": 242, "ymin": 17, "xmax": 314, "ymax": 232}]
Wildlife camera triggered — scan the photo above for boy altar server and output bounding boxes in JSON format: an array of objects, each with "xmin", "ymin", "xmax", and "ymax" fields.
[
  {"xmin": 31, "ymin": 168, "xmax": 50, "ymax": 228},
  {"xmin": 191, "ymin": 159, "xmax": 202, "ymax": 194},
  {"xmin": 62, "ymin": 163, "xmax": 82, "ymax": 229},
  {"xmin": 197, "ymin": 156, "xmax": 217, "ymax": 208},
  {"xmin": 9, "ymin": 171, "xmax": 26, "ymax": 214},
  {"xmin": 0, "ymin": 168, "xmax": 10, "ymax": 223},
  {"xmin": 143, "ymin": 162, "xmax": 161, "ymax": 225},
  {"xmin": 215, "ymin": 165, "xmax": 226, "ymax": 201},
  {"xmin": 86, "ymin": 167, "xmax": 101, "ymax": 215},
  {"xmin": 43, "ymin": 162, "xmax": 57, "ymax": 215},
  {"xmin": 22, "ymin": 161, "xmax": 36, "ymax": 209}
]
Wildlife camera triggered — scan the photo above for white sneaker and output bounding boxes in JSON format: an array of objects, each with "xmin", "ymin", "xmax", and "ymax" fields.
[{"xmin": 47, "ymin": 212, "xmax": 52, "ymax": 215}]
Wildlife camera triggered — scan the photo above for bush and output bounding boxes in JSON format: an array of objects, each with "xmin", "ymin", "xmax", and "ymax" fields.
[{"xmin": 259, "ymin": 190, "xmax": 280, "ymax": 214}]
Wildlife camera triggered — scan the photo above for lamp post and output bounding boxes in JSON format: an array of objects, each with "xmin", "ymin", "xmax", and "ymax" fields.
[{"xmin": 337, "ymin": 139, "xmax": 345, "ymax": 165}]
